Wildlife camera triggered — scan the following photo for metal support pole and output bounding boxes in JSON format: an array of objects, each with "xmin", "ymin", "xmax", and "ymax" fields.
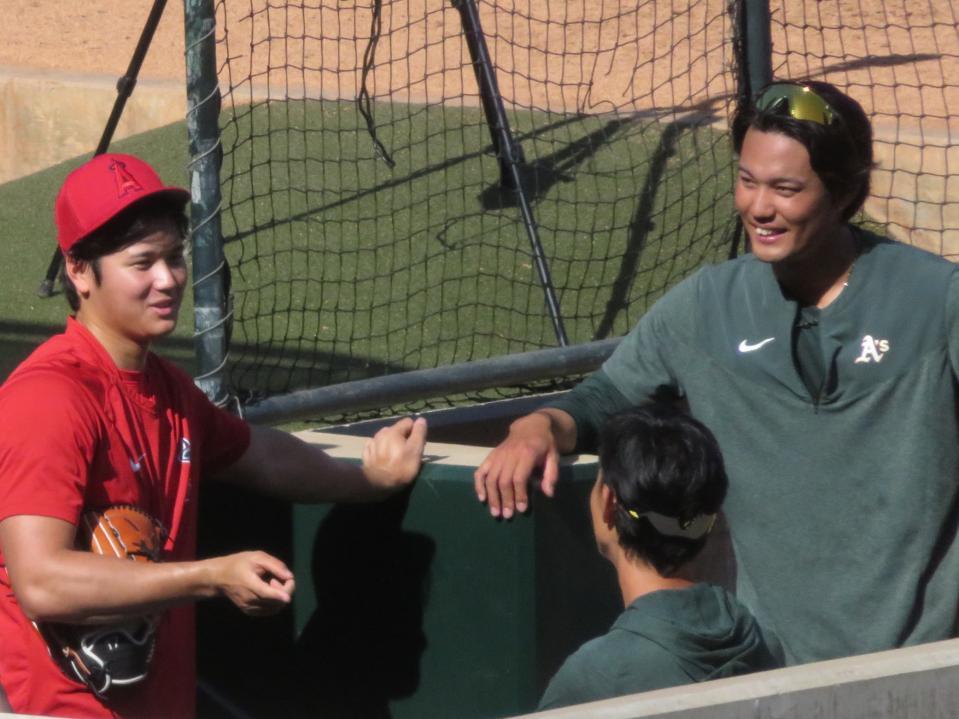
[
  {"xmin": 730, "ymin": 0, "xmax": 772, "ymax": 258},
  {"xmin": 451, "ymin": 0, "xmax": 569, "ymax": 347},
  {"xmin": 185, "ymin": 0, "xmax": 231, "ymax": 406},
  {"xmin": 37, "ymin": 0, "xmax": 169, "ymax": 298},
  {"xmin": 743, "ymin": 0, "xmax": 773, "ymax": 97}
]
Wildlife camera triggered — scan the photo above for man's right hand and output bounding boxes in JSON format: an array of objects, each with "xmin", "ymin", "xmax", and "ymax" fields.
[
  {"xmin": 361, "ymin": 416, "xmax": 428, "ymax": 494},
  {"xmin": 473, "ymin": 411, "xmax": 567, "ymax": 519}
]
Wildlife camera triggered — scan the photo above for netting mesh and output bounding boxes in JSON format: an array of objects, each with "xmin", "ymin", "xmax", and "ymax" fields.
[
  {"xmin": 208, "ymin": 0, "xmax": 959, "ymax": 419},
  {"xmin": 769, "ymin": 0, "xmax": 959, "ymax": 258},
  {"xmin": 213, "ymin": 0, "xmax": 738, "ymax": 414}
]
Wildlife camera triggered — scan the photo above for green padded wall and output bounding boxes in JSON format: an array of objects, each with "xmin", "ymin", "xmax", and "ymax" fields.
[
  {"xmin": 196, "ymin": 430, "xmax": 620, "ymax": 718},
  {"xmin": 287, "ymin": 433, "xmax": 619, "ymax": 719}
]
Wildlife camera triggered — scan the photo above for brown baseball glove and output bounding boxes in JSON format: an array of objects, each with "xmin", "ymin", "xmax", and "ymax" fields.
[
  {"xmin": 38, "ymin": 505, "xmax": 168, "ymax": 696},
  {"xmin": 77, "ymin": 504, "xmax": 168, "ymax": 563}
]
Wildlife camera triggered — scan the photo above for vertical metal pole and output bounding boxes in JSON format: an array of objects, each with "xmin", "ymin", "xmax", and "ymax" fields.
[
  {"xmin": 451, "ymin": 0, "xmax": 568, "ymax": 346},
  {"xmin": 730, "ymin": 0, "xmax": 772, "ymax": 259},
  {"xmin": 743, "ymin": 0, "xmax": 773, "ymax": 96},
  {"xmin": 185, "ymin": 0, "xmax": 231, "ymax": 405},
  {"xmin": 37, "ymin": 0, "xmax": 170, "ymax": 298},
  {"xmin": 451, "ymin": 0, "xmax": 521, "ymax": 189}
]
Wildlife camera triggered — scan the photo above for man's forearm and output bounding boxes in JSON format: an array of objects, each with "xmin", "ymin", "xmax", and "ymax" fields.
[
  {"xmin": 216, "ymin": 426, "xmax": 381, "ymax": 502},
  {"xmin": 526, "ymin": 408, "xmax": 578, "ymax": 454},
  {"xmin": 543, "ymin": 370, "xmax": 634, "ymax": 452},
  {"xmin": 217, "ymin": 419, "xmax": 425, "ymax": 503},
  {"xmin": 9, "ymin": 547, "xmax": 220, "ymax": 624},
  {"xmin": 1, "ymin": 514, "xmax": 294, "ymax": 624}
]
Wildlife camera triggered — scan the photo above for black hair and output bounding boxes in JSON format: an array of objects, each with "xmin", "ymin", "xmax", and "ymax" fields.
[
  {"xmin": 60, "ymin": 194, "xmax": 189, "ymax": 311},
  {"xmin": 731, "ymin": 80, "xmax": 873, "ymax": 222},
  {"xmin": 597, "ymin": 403, "xmax": 727, "ymax": 576}
]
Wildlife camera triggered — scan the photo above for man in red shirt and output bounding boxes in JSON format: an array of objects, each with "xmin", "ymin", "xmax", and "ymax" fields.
[{"xmin": 0, "ymin": 153, "xmax": 427, "ymax": 718}]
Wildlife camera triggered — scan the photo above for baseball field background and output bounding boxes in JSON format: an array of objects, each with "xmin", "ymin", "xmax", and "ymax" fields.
[
  {"xmin": 1, "ymin": 1, "xmax": 956, "ymax": 424},
  {"xmin": 1, "ymin": 0, "xmax": 954, "ymax": 249},
  {"xmin": 0, "ymin": 3, "xmax": 956, "ymax": 719}
]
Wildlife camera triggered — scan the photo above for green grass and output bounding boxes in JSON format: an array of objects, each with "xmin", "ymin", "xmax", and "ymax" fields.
[
  {"xmin": 216, "ymin": 100, "xmax": 737, "ymax": 401},
  {"xmin": 0, "ymin": 101, "xmax": 737, "ymax": 414}
]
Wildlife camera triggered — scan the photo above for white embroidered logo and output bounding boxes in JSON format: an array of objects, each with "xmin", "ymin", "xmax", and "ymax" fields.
[
  {"xmin": 738, "ymin": 337, "xmax": 776, "ymax": 353},
  {"xmin": 854, "ymin": 335, "xmax": 890, "ymax": 364},
  {"xmin": 129, "ymin": 454, "xmax": 145, "ymax": 473},
  {"xmin": 178, "ymin": 438, "xmax": 192, "ymax": 464}
]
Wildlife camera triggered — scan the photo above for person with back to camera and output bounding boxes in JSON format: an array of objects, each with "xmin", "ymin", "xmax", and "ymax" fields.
[
  {"xmin": 476, "ymin": 80, "xmax": 959, "ymax": 666},
  {"xmin": 0, "ymin": 153, "xmax": 427, "ymax": 718},
  {"xmin": 538, "ymin": 403, "xmax": 782, "ymax": 710}
]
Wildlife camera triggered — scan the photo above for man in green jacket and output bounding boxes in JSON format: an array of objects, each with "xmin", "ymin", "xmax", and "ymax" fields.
[
  {"xmin": 477, "ymin": 81, "xmax": 959, "ymax": 665},
  {"xmin": 538, "ymin": 404, "xmax": 781, "ymax": 709}
]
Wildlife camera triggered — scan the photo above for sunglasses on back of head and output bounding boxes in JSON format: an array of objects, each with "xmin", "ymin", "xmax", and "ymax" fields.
[{"xmin": 755, "ymin": 83, "xmax": 837, "ymax": 126}]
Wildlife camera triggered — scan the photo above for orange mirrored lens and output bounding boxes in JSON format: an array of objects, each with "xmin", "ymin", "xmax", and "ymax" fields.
[{"xmin": 756, "ymin": 84, "xmax": 835, "ymax": 125}]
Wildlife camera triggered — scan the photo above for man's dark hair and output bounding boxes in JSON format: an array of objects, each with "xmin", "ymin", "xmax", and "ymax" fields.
[
  {"xmin": 598, "ymin": 403, "xmax": 727, "ymax": 576},
  {"xmin": 60, "ymin": 195, "xmax": 189, "ymax": 311},
  {"xmin": 731, "ymin": 80, "xmax": 873, "ymax": 222}
]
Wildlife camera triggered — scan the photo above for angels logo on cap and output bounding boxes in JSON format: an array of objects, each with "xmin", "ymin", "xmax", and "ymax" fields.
[
  {"xmin": 55, "ymin": 153, "xmax": 190, "ymax": 254},
  {"xmin": 110, "ymin": 159, "xmax": 145, "ymax": 199}
]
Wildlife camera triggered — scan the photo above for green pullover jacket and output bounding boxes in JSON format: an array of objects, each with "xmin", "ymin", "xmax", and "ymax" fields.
[{"xmin": 549, "ymin": 231, "xmax": 959, "ymax": 664}]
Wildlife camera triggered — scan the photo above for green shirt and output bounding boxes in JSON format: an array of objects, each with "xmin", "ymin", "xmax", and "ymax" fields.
[
  {"xmin": 537, "ymin": 584, "xmax": 782, "ymax": 710},
  {"xmin": 549, "ymin": 231, "xmax": 959, "ymax": 664}
]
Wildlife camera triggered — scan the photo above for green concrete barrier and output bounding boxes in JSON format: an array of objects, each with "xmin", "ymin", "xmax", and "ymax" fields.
[
  {"xmin": 288, "ymin": 432, "xmax": 618, "ymax": 719},
  {"xmin": 196, "ymin": 429, "xmax": 623, "ymax": 718}
]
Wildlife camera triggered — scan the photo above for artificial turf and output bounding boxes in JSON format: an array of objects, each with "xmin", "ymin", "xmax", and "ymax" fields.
[
  {"xmin": 216, "ymin": 99, "xmax": 737, "ymax": 405},
  {"xmin": 0, "ymin": 101, "xmax": 738, "ymax": 415}
]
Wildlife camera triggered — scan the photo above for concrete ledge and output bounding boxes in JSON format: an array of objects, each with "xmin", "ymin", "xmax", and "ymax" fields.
[
  {"xmin": 516, "ymin": 638, "xmax": 959, "ymax": 719},
  {"xmin": 0, "ymin": 65, "xmax": 185, "ymax": 185}
]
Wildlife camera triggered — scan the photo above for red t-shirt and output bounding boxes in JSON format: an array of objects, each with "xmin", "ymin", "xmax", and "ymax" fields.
[{"xmin": 0, "ymin": 318, "xmax": 251, "ymax": 718}]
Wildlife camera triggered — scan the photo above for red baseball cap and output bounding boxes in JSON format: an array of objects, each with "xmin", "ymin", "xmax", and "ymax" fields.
[{"xmin": 55, "ymin": 153, "xmax": 190, "ymax": 253}]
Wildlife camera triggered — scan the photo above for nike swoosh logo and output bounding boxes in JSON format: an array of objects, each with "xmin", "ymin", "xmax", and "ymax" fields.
[{"xmin": 738, "ymin": 337, "xmax": 776, "ymax": 353}]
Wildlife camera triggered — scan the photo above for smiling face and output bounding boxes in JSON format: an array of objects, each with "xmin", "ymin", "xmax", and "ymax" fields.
[
  {"xmin": 734, "ymin": 128, "xmax": 847, "ymax": 267},
  {"xmin": 68, "ymin": 218, "xmax": 187, "ymax": 354}
]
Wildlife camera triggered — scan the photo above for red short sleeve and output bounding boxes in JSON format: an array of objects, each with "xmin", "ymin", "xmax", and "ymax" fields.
[
  {"xmin": 194, "ymin": 397, "xmax": 252, "ymax": 472},
  {"xmin": 0, "ymin": 372, "xmax": 101, "ymax": 525}
]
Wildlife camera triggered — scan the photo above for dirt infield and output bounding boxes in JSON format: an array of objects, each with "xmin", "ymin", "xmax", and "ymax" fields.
[
  {"xmin": 2, "ymin": 1, "xmax": 955, "ymax": 112},
  {"xmin": 1, "ymin": 1, "xmax": 955, "ymax": 254},
  {"xmin": 0, "ymin": 3, "xmax": 186, "ymax": 82}
]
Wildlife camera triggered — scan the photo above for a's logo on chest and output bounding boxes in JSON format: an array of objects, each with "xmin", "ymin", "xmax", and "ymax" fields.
[
  {"xmin": 178, "ymin": 438, "xmax": 192, "ymax": 464},
  {"xmin": 854, "ymin": 335, "xmax": 890, "ymax": 364}
]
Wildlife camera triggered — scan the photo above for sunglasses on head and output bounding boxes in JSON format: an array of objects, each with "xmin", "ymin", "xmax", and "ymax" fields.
[
  {"xmin": 624, "ymin": 507, "xmax": 717, "ymax": 540},
  {"xmin": 755, "ymin": 83, "xmax": 837, "ymax": 126}
]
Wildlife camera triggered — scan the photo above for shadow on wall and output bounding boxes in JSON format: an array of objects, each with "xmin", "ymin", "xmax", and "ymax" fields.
[
  {"xmin": 291, "ymin": 489, "xmax": 435, "ymax": 718},
  {"xmin": 195, "ymin": 484, "xmax": 435, "ymax": 719}
]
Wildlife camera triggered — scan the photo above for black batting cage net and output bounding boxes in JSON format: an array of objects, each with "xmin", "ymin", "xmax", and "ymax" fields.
[{"xmin": 203, "ymin": 0, "xmax": 957, "ymax": 420}]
